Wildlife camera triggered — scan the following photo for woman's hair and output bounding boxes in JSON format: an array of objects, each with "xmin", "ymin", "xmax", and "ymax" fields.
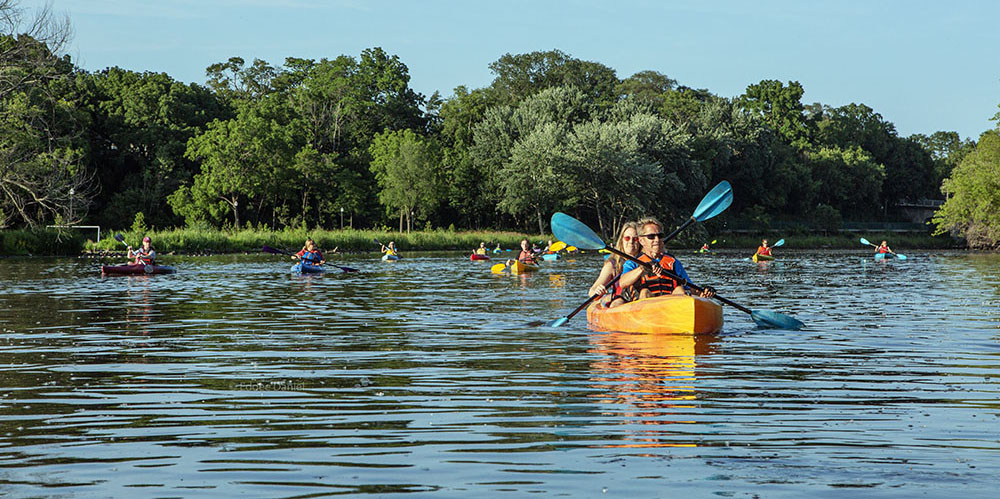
[{"xmin": 612, "ymin": 221, "xmax": 640, "ymax": 273}]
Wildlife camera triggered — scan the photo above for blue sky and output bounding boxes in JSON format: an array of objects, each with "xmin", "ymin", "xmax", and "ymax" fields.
[{"xmin": 26, "ymin": 0, "xmax": 1000, "ymax": 140}]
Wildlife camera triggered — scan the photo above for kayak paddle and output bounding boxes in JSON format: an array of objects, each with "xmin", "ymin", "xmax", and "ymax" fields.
[
  {"xmin": 860, "ymin": 237, "xmax": 906, "ymax": 260},
  {"xmin": 113, "ymin": 233, "xmax": 129, "ymax": 247},
  {"xmin": 551, "ymin": 214, "xmax": 804, "ymax": 330},
  {"xmin": 490, "ymin": 262, "xmax": 509, "ymax": 274},
  {"xmin": 529, "ymin": 180, "xmax": 733, "ymax": 328},
  {"xmin": 261, "ymin": 245, "xmax": 358, "ymax": 272},
  {"xmin": 548, "ymin": 241, "xmax": 567, "ymax": 252}
]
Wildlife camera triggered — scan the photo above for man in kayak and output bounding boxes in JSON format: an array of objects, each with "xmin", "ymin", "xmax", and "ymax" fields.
[
  {"xmin": 619, "ymin": 217, "xmax": 715, "ymax": 301},
  {"xmin": 127, "ymin": 236, "xmax": 156, "ymax": 265},
  {"xmin": 294, "ymin": 238, "xmax": 325, "ymax": 265},
  {"xmin": 755, "ymin": 239, "xmax": 773, "ymax": 259}
]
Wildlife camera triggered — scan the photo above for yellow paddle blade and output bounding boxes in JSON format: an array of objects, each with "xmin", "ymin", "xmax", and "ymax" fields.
[
  {"xmin": 598, "ymin": 249, "xmax": 610, "ymax": 254},
  {"xmin": 490, "ymin": 263, "xmax": 508, "ymax": 274},
  {"xmin": 711, "ymin": 240, "xmax": 717, "ymax": 244},
  {"xmin": 549, "ymin": 241, "xmax": 567, "ymax": 252},
  {"xmin": 565, "ymin": 246, "xmax": 577, "ymax": 252}
]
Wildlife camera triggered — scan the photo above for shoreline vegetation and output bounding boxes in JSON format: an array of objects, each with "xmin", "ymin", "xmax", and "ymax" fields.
[{"xmin": 0, "ymin": 227, "xmax": 961, "ymax": 257}]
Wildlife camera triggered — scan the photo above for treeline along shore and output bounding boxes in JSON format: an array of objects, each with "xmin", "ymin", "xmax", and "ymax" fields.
[
  {"xmin": 0, "ymin": 226, "xmax": 958, "ymax": 257},
  {"xmin": 2, "ymin": 0, "xmax": 999, "ymax": 255}
]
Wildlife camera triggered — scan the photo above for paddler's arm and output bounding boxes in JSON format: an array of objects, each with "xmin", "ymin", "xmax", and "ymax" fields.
[
  {"xmin": 588, "ymin": 258, "xmax": 616, "ymax": 296},
  {"xmin": 618, "ymin": 260, "xmax": 645, "ymax": 289}
]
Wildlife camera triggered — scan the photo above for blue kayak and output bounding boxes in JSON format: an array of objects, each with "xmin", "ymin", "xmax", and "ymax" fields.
[
  {"xmin": 542, "ymin": 253, "xmax": 561, "ymax": 261},
  {"xmin": 382, "ymin": 254, "xmax": 400, "ymax": 261},
  {"xmin": 292, "ymin": 262, "xmax": 325, "ymax": 274}
]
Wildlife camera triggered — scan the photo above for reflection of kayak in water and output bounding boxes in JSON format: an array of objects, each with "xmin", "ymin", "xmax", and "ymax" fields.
[
  {"xmin": 587, "ymin": 294, "xmax": 723, "ymax": 334},
  {"xmin": 101, "ymin": 263, "xmax": 176, "ymax": 275}
]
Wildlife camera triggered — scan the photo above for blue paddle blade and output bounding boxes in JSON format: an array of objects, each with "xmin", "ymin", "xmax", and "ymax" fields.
[
  {"xmin": 551, "ymin": 212, "xmax": 606, "ymax": 251},
  {"xmin": 773, "ymin": 238, "xmax": 785, "ymax": 247},
  {"xmin": 895, "ymin": 254, "xmax": 907, "ymax": 260},
  {"xmin": 751, "ymin": 310, "xmax": 804, "ymax": 330},
  {"xmin": 860, "ymin": 237, "xmax": 871, "ymax": 246},
  {"xmin": 692, "ymin": 181, "xmax": 733, "ymax": 222},
  {"xmin": 546, "ymin": 317, "xmax": 568, "ymax": 328}
]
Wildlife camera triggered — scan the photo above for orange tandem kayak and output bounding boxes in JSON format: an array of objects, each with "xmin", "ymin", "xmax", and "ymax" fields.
[{"xmin": 587, "ymin": 294, "xmax": 723, "ymax": 334}]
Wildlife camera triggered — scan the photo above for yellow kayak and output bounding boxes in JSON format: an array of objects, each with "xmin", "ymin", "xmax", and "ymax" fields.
[
  {"xmin": 752, "ymin": 253, "xmax": 774, "ymax": 262},
  {"xmin": 510, "ymin": 260, "xmax": 539, "ymax": 274},
  {"xmin": 587, "ymin": 294, "xmax": 723, "ymax": 334}
]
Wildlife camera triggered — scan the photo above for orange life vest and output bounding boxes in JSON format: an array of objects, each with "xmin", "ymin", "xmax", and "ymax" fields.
[{"xmin": 637, "ymin": 253, "xmax": 681, "ymax": 296}]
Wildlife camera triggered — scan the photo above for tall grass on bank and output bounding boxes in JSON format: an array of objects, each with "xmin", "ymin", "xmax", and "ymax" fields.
[
  {"xmin": 0, "ymin": 229, "xmax": 87, "ymax": 256},
  {"xmin": 84, "ymin": 228, "xmax": 544, "ymax": 254}
]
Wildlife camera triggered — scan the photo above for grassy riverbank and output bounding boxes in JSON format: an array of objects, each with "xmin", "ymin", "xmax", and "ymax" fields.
[
  {"xmin": 82, "ymin": 227, "xmax": 542, "ymax": 254},
  {"xmin": 0, "ymin": 226, "xmax": 964, "ymax": 256}
]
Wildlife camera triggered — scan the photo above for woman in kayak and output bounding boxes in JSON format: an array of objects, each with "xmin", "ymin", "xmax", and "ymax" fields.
[
  {"xmin": 755, "ymin": 239, "xmax": 773, "ymax": 259},
  {"xmin": 127, "ymin": 236, "xmax": 156, "ymax": 265},
  {"xmin": 381, "ymin": 241, "xmax": 398, "ymax": 256},
  {"xmin": 619, "ymin": 217, "xmax": 715, "ymax": 301},
  {"xmin": 588, "ymin": 221, "xmax": 641, "ymax": 308},
  {"xmin": 474, "ymin": 242, "xmax": 488, "ymax": 255},
  {"xmin": 506, "ymin": 238, "xmax": 539, "ymax": 267},
  {"xmin": 876, "ymin": 240, "xmax": 894, "ymax": 256},
  {"xmin": 294, "ymin": 238, "xmax": 325, "ymax": 265}
]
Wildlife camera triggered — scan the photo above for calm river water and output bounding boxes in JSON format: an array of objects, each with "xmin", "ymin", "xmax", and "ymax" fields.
[{"xmin": 1, "ymin": 249, "xmax": 998, "ymax": 497}]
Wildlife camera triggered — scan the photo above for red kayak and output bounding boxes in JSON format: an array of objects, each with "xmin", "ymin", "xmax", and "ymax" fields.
[
  {"xmin": 101, "ymin": 263, "xmax": 176, "ymax": 275},
  {"xmin": 470, "ymin": 253, "xmax": 491, "ymax": 261}
]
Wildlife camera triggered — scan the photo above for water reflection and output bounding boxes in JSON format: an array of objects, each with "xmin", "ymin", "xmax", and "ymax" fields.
[{"xmin": 588, "ymin": 330, "xmax": 720, "ymax": 448}]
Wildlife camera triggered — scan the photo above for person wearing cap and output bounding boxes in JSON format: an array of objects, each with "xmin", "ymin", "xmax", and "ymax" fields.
[{"xmin": 128, "ymin": 236, "xmax": 156, "ymax": 265}]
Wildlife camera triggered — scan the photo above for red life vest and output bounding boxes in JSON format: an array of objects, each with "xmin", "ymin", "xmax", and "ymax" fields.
[
  {"xmin": 637, "ymin": 253, "xmax": 681, "ymax": 296},
  {"xmin": 757, "ymin": 246, "xmax": 772, "ymax": 256},
  {"xmin": 877, "ymin": 245, "xmax": 890, "ymax": 254},
  {"xmin": 133, "ymin": 248, "xmax": 154, "ymax": 265},
  {"xmin": 518, "ymin": 250, "xmax": 536, "ymax": 263}
]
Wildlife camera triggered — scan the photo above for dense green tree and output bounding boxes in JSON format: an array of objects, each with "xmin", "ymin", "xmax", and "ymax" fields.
[
  {"xmin": 739, "ymin": 80, "xmax": 811, "ymax": 149},
  {"xmin": 487, "ymin": 49, "xmax": 619, "ymax": 109},
  {"xmin": 0, "ymin": 31, "xmax": 90, "ymax": 228},
  {"xmin": 170, "ymin": 98, "xmax": 296, "ymax": 228},
  {"xmin": 472, "ymin": 86, "xmax": 593, "ymax": 233},
  {"xmin": 437, "ymin": 85, "xmax": 496, "ymax": 228},
  {"xmin": 806, "ymin": 146, "xmax": 884, "ymax": 218},
  {"xmin": 369, "ymin": 129, "xmax": 443, "ymax": 232},
  {"xmin": 932, "ymin": 130, "xmax": 1000, "ymax": 248},
  {"xmin": 77, "ymin": 68, "xmax": 225, "ymax": 228},
  {"xmin": 910, "ymin": 130, "xmax": 976, "ymax": 186}
]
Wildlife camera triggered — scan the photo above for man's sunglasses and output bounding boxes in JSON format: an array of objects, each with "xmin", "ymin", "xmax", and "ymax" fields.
[{"xmin": 640, "ymin": 233, "xmax": 665, "ymax": 240}]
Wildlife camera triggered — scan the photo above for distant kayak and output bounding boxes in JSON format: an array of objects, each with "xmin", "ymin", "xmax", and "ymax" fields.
[
  {"xmin": 541, "ymin": 253, "xmax": 560, "ymax": 261},
  {"xmin": 292, "ymin": 262, "xmax": 325, "ymax": 274},
  {"xmin": 470, "ymin": 253, "xmax": 491, "ymax": 261},
  {"xmin": 752, "ymin": 254, "xmax": 774, "ymax": 262},
  {"xmin": 382, "ymin": 253, "xmax": 400, "ymax": 261},
  {"xmin": 101, "ymin": 263, "xmax": 176, "ymax": 275}
]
